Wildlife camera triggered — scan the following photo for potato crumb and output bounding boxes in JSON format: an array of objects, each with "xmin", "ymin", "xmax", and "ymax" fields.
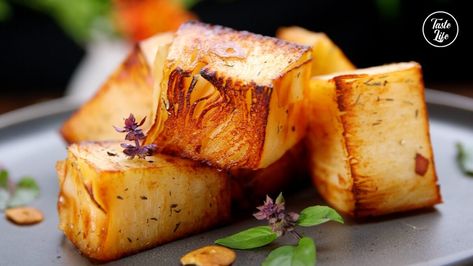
[{"xmin": 181, "ymin": 245, "xmax": 236, "ymax": 266}]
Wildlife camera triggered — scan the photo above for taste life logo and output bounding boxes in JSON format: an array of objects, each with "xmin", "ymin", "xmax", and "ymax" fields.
[{"xmin": 422, "ymin": 11, "xmax": 458, "ymax": 47}]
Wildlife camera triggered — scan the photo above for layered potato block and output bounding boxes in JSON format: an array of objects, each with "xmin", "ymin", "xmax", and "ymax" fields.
[
  {"xmin": 56, "ymin": 141, "xmax": 305, "ymax": 261},
  {"xmin": 57, "ymin": 142, "xmax": 230, "ymax": 261},
  {"xmin": 61, "ymin": 33, "xmax": 174, "ymax": 143},
  {"xmin": 308, "ymin": 62, "xmax": 441, "ymax": 217},
  {"xmin": 277, "ymin": 26, "xmax": 355, "ymax": 75},
  {"xmin": 146, "ymin": 22, "xmax": 312, "ymax": 170}
]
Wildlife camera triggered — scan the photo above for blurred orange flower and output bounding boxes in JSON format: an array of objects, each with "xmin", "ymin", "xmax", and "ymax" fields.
[{"xmin": 113, "ymin": 0, "xmax": 196, "ymax": 42}]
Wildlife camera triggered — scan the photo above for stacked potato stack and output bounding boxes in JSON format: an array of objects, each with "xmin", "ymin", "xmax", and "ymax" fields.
[{"xmin": 57, "ymin": 22, "xmax": 441, "ymax": 261}]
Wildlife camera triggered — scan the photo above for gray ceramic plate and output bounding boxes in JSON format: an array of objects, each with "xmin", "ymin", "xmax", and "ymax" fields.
[{"xmin": 0, "ymin": 90, "xmax": 472, "ymax": 266}]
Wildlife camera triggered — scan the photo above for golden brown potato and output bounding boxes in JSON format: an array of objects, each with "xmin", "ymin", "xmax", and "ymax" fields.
[
  {"xmin": 277, "ymin": 26, "xmax": 355, "ymax": 76},
  {"xmin": 146, "ymin": 21, "xmax": 312, "ymax": 170},
  {"xmin": 308, "ymin": 62, "xmax": 441, "ymax": 217},
  {"xmin": 56, "ymin": 141, "xmax": 231, "ymax": 261},
  {"xmin": 139, "ymin": 32, "xmax": 174, "ymax": 69},
  {"xmin": 60, "ymin": 32, "xmax": 174, "ymax": 143},
  {"xmin": 56, "ymin": 140, "xmax": 308, "ymax": 261}
]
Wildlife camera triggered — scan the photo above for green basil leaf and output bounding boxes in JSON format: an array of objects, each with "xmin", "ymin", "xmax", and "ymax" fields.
[
  {"xmin": 0, "ymin": 169, "xmax": 8, "ymax": 189},
  {"xmin": 215, "ymin": 226, "xmax": 277, "ymax": 249},
  {"xmin": 297, "ymin": 206, "xmax": 344, "ymax": 227},
  {"xmin": 262, "ymin": 237, "xmax": 316, "ymax": 266},
  {"xmin": 7, "ymin": 177, "xmax": 40, "ymax": 208},
  {"xmin": 262, "ymin": 245, "xmax": 294, "ymax": 266},
  {"xmin": 457, "ymin": 143, "xmax": 473, "ymax": 176},
  {"xmin": 293, "ymin": 237, "xmax": 316, "ymax": 266}
]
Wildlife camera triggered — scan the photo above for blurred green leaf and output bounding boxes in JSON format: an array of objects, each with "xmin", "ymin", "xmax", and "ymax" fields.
[
  {"xmin": 16, "ymin": 0, "xmax": 112, "ymax": 44},
  {"xmin": 179, "ymin": 0, "xmax": 200, "ymax": 9},
  {"xmin": 0, "ymin": 169, "xmax": 9, "ymax": 210},
  {"xmin": 7, "ymin": 176, "xmax": 40, "ymax": 208},
  {"xmin": 375, "ymin": 0, "xmax": 401, "ymax": 20},
  {"xmin": 0, "ymin": 169, "xmax": 8, "ymax": 189},
  {"xmin": 0, "ymin": 0, "xmax": 11, "ymax": 21},
  {"xmin": 457, "ymin": 143, "xmax": 473, "ymax": 176},
  {"xmin": 0, "ymin": 169, "xmax": 10, "ymax": 211}
]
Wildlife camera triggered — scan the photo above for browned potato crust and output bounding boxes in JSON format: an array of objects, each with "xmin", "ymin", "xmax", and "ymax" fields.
[
  {"xmin": 146, "ymin": 22, "xmax": 312, "ymax": 170},
  {"xmin": 57, "ymin": 141, "xmax": 231, "ymax": 261},
  {"xmin": 308, "ymin": 62, "xmax": 441, "ymax": 217}
]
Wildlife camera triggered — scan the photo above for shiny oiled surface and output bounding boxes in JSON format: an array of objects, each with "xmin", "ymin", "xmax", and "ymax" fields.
[{"xmin": 0, "ymin": 90, "xmax": 472, "ymax": 265}]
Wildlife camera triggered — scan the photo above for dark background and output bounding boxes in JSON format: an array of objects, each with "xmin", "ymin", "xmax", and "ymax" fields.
[{"xmin": 0, "ymin": 0, "xmax": 471, "ymax": 114}]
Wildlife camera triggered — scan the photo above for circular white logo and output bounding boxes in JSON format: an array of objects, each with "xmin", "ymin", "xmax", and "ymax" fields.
[{"xmin": 422, "ymin": 11, "xmax": 459, "ymax": 48}]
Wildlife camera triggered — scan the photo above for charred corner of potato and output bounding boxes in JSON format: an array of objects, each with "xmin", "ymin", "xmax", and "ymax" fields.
[
  {"xmin": 277, "ymin": 26, "xmax": 355, "ymax": 76},
  {"xmin": 56, "ymin": 141, "xmax": 231, "ymax": 261},
  {"xmin": 308, "ymin": 62, "xmax": 441, "ymax": 217},
  {"xmin": 60, "ymin": 32, "xmax": 174, "ymax": 144},
  {"xmin": 145, "ymin": 21, "xmax": 312, "ymax": 170}
]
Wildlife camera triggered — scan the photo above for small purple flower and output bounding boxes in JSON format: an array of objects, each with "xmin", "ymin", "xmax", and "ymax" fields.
[
  {"xmin": 253, "ymin": 195, "xmax": 285, "ymax": 220},
  {"xmin": 114, "ymin": 114, "xmax": 156, "ymax": 159},
  {"xmin": 113, "ymin": 114, "xmax": 147, "ymax": 141},
  {"xmin": 253, "ymin": 194, "xmax": 300, "ymax": 236},
  {"xmin": 121, "ymin": 143, "xmax": 157, "ymax": 159}
]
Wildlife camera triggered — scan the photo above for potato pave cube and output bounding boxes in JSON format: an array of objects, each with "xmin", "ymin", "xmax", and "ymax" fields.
[
  {"xmin": 57, "ymin": 141, "xmax": 230, "ymax": 261},
  {"xmin": 308, "ymin": 62, "xmax": 441, "ymax": 217},
  {"xmin": 146, "ymin": 21, "xmax": 312, "ymax": 170}
]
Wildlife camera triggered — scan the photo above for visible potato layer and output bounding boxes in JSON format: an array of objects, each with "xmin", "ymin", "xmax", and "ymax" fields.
[
  {"xmin": 57, "ymin": 142, "xmax": 231, "ymax": 261},
  {"xmin": 146, "ymin": 21, "xmax": 312, "ymax": 169},
  {"xmin": 60, "ymin": 32, "xmax": 174, "ymax": 143},
  {"xmin": 308, "ymin": 62, "xmax": 441, "ymax": 217},
  {"xmin": 60, "ymin": 48, "xmax": 153, "ymax": 143}
]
